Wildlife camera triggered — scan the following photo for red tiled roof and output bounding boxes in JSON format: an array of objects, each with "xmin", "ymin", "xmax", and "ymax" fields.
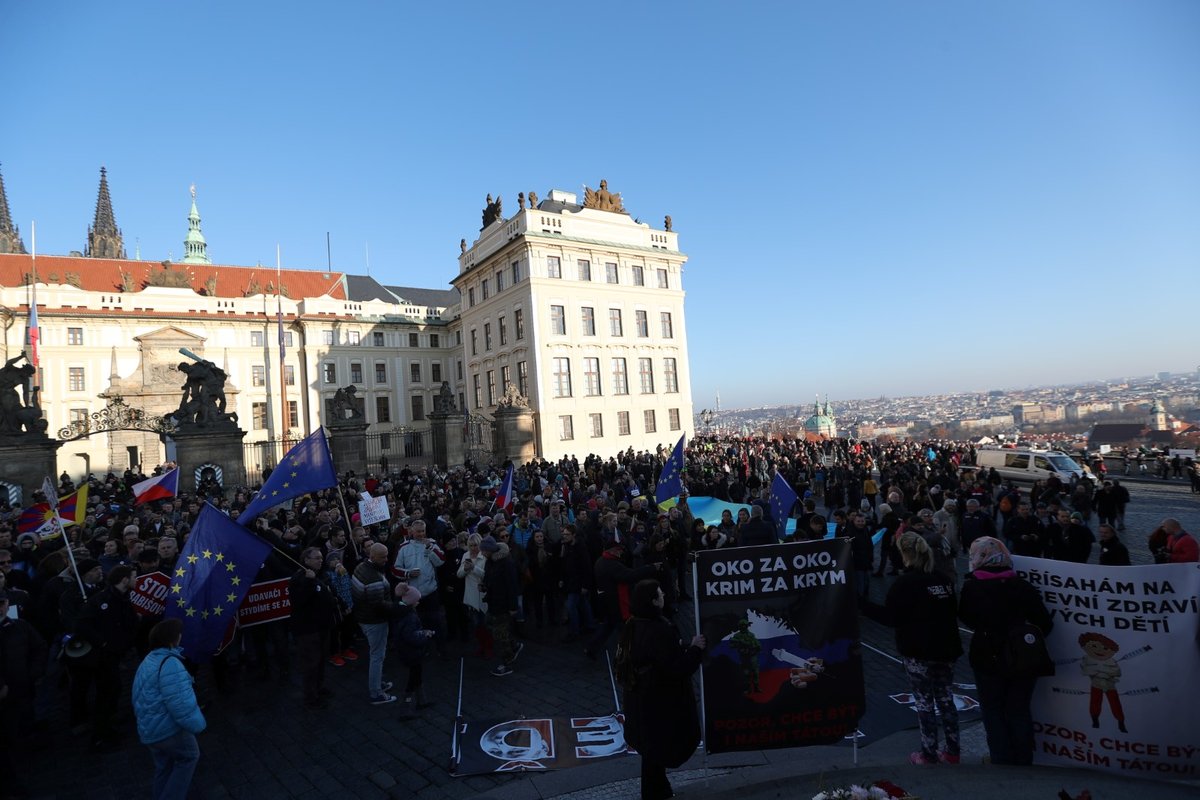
[{"xmin": 0, "ymin": 253, "xmax": 347, "ymax": 300}]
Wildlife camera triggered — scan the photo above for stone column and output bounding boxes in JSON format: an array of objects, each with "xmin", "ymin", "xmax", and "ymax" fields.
[
  {"xmin": 429, "ymin": 411, "xmax": 465, "ymax": 469},
  {"xmin": 493, "ymin": 404, "xmax": 536, "ymax": 464},
  {"xmin": 327, "ymin": 422, "xmax": 369, "ymax": 477},
  {"xmin": 0, "ymin": 435, "xmax": 63, "ymax": 505},
  {"xmin": 171, "ymin": 427, "xmax": 247, "ymax": 493}
]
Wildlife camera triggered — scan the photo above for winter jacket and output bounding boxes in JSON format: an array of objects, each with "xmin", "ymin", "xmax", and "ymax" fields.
[
  {"xmin": 621, "ymin": 614, "xmax": 703, "ymax": 768},
  {"xmin": 873, "ymin": 569, "xmax": 962, "ymax": 662},
  {"xmin": 457, "ymin": 552, "xmax": 487, "ymax": 613},
  {"xmin": 482, "ymin": 548, "xmax": 519, "ymax": 615},
  {"xmin": 391, "ymin": 538, "xmax": 445, "ymax": 596},
  {"xmin": 593, "ymin": 552, "xmax": 655, "ymax": 623},
  {"xmin": 75, "ymin": 587, "xmax": 138, "ymax": 658},
  {"xmin": 289, "ymin": 569, "xmax": 341, "ymax": 635},
  {"xmin": 132, "ymin": 647, "xmax": 207, "ymax": 745},
  {"xmin": 351, "ymin": 561, "xmax": 394, "ymax": 625},
  {"xmin": 0, "ymin": 616, "xmax": 47, "ymax": 701},
  {"xmin": 959, "ymin": 568, "xmax": 1053, "ymax": 676},
  {"xmin": 393, "ymin": 603, "xmax": 428, "ymax": 666}
]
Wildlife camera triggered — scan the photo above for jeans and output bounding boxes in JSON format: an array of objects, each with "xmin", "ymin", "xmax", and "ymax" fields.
[
  {"xmin": 975, "ymin": 671, "xmax": 1037, "ymax": 765},
  {"xmin": 564, "ymin": 591, "xmax": 594, "ymax": 634},
  {"xmin": 360, "ymin": 622, "xmax": 389, "ymax": 697},
  {"xmin": 148, "ymin": 730, "xmax": 200, "ymax": 800}
]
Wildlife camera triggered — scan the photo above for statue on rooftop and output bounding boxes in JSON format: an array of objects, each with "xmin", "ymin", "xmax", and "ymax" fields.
[{"xmin": 583, "ymin": 179, "xmax": 626, "ymax": 214}]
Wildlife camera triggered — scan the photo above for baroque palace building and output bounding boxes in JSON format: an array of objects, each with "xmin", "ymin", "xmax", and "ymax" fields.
[{"xmin": 0, "ymin": 169, "xmax": 693, "ymax": 475}]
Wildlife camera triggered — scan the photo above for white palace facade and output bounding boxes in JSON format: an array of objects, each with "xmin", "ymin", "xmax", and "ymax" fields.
[{"xmin": 0, "ymin": 171, "xmax": 694, "ymax": 476}]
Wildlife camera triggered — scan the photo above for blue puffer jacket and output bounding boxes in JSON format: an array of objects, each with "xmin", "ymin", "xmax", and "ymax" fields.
[{"xmin": 132, "ymin": 647, "xmax": 207, "ymax": 744}]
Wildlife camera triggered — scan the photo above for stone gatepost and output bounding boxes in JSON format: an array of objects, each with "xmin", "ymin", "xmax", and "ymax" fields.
[
  {"xmin": 327, "ymin": 422, "xmax": 369, "ymax": 477},
  {"xmin": 171, "ymin": 427, "xmax": 247, "ymax": 493},
  {"xmin": 493, "ymin": 402, "xmax": 536, "ymax": 464},
  {"xmin": 429, "ymin": 382, "xmax": 465, "ymax": 469},
  {"xmin": 0, "ymin": 435, "xmax": 63, "ymax": 505}
]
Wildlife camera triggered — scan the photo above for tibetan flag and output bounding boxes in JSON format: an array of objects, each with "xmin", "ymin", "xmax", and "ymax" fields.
[
  {"xmin": 17, "ymin": 503, "xmax": 56, "ymax": 536},
  {"xmin": 768, "ymin": 472, "xmax": 799, "ymax": 542},
  {"xmin": 133, "ymin": 467, "xmax": 180, "ymax": 506},
  {"xmin": 655, "ymin": 434, "xmax": 686, "ymax": 508},
  {"xmin": 238, "ymin": 428, "xmax": 337, "ymax": 525},
  {"xmin": 165, "ymin": 503, "xmax": 272, "ymax": 661},
  {"xmin": 56, "ymin": 485, "xmax": 88, "ymax": 526},
  {"xmin": 492, "ymin": 464, "xmax": 515, "ymax": 512}
]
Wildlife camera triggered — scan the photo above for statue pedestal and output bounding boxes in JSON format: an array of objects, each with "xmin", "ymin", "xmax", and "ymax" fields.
[
  {"xmin": 429, "ymin": 412, "xmax": 465, "ymax": 469},
  {"xmin": 0, "ymin": 435, "xmax": 62, "ymax": 505},
  {"xmin": 171, "ymin": 426, "xmax": 247, "ymax": 494},
  {"xmin": 493, "ymin": 405, "xmax": 536, "ymax": 464},
  {"xmin": 327, "ymin": 422, "xmax": 368, "ymax": 477}
]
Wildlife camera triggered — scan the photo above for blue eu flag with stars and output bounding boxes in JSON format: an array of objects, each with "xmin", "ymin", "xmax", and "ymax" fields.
[
  {"xmin": 655, "ymin": 434, "xmax": 686, "ymax": 507},
  {"xmin": 769, "ymin": 471, "xmax": 799, "ymax": 541},
  {"xmin": 166, "ymin": 503, "xmax": 272, "ymax": 660},
  {"xmin": 238, "ymin": 428, "xmax": 338, "ymax": 525}
]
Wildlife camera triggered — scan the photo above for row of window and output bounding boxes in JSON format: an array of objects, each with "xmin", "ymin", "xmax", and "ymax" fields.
[
  {"xmin": 472, "ymin": 362, "xmax": 529, "ymax": 409},
  {"xmin": 467, "ymin": 262, "xmax": 523, "ymax": 308},
  {"xmin": 248, "ymin": 390, "xmax": 429, "ymax": 430},
  {"xmin": 550, "ymin": 356, "xmax": 679, "ymax": 398},
  {"xmin": 545, "ymin": 257, "xmax": 670, "ymax": 289},
  {"xmin": 321, "ymin": 361, "xmax": 443, "ymax": 385},
  {"xmin": 469, "ymin": 309, "xmax": 525, "ymax": 356},
  {"xmin": 549, "ymin": 306, "xmax": 672, "ymax": 339},
  {"xmin": 558, "ymin": 408, "xmax": 681, "ymax": 440},
  {"xmin": 317, "ymin": 330, "xmax": 441, "ymax": 348}
]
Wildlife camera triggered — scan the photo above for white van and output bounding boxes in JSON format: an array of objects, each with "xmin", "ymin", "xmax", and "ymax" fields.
[{"xmin": 975, "ymin": 448, "xmax": 1091, "ymax": 485}]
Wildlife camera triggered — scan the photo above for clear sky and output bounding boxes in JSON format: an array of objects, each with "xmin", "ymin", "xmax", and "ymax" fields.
[{"xmin": 2, "ymin": 1, "xmax": 1197, "ymax": 408}]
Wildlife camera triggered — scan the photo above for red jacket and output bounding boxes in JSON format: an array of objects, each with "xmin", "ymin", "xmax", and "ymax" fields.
[{"xmin": 1168, "ymin": 531, "xmax": 1199, "ymax": 563}]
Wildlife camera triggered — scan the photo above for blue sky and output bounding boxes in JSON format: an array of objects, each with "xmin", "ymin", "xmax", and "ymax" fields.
[{"xmin": 2, "ymin": 1, "xmax": 1197, "ymax": 408}]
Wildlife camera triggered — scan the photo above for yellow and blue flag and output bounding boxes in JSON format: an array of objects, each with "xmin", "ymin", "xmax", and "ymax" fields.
[
  {"xmin": 238, "ymin": 428, "xmax": 337, "ymax": 525},
  {"xmin": 166, "ymin": 503, "xmax": 272, "ymax": 660},
  {"xmin": 769, "ymin": 472, "xmax": 798, "ymax": 541},
  {"xmin": 655, "ymin": 434, "xmax": 686, "ymax": 507}
]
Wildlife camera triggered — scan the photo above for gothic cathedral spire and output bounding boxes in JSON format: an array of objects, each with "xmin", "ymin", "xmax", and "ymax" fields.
[
  {"xmin": 180, "ymin": 184, "xmax": 211, "ymax": 264},
  {"xmin": 85, "ymin": 166, "xmax": 126, "ymax": 259},
  {"xmin": 0, "ymin": 164, "xmax": 27, "ymax": 254}
]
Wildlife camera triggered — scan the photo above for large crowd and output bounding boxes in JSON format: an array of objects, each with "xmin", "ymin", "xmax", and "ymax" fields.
[{"xmin": 0, "ymin": 435, "xmax": 1195, "ymax": 799}]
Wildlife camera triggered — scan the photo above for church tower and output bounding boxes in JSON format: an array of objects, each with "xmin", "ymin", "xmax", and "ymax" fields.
[
  {"xmin": 1149, "ymin": 398, "xmax": 1168, "ymax": 431},
  {"xmin": 85, "ymin": 166, "xmax": 126, "ymax": 259},
  {"xmin": 180, "ymin": 184, "xmax": 211, "ymax": 264},
  {"xmin": 0, "ymin": 164, "xmax": 27, "ymax": 254}
]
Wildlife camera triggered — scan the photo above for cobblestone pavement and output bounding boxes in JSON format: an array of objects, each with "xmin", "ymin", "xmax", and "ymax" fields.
[{"xmin": 19, "ymin": 481, "xmax": 1196, "ymax": 799}]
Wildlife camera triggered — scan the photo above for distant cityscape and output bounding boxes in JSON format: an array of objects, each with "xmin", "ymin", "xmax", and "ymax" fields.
[{"xmin": 696, "ymin": 369, "xmax": 1200, "ymax": 449}]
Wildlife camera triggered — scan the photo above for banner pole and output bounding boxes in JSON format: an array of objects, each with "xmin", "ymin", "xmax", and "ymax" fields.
[
  {"xmin": 693, "ymin": 565, "xmax": 705, "ymax": 756},
  {"xmin": 605, "ymin": 649, "xmax": 620, "ymax": 715},
  {"xmin": 450, "ymin": 657, "xmax": 464, "ymax": 773}
]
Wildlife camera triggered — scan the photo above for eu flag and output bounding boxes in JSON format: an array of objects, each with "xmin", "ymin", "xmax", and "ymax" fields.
[
  {"xmin": 166, "ymin": 504, "xmax": 271, "ymax": 661},
  {"xmin": 238, "ymin": 428, "xmax": 338, "ymax": 525},
  {"xmin": 655, "ymin": 434, "xmax": 686, "ymax": 507},
  {"xmin": 769, "ymin": 471, "xmax": 799, "ymax": 541}
]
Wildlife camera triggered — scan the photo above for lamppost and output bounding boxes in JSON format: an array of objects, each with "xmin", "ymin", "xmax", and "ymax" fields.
[{"xmin": 700, "ymin": 408, "xmax": 715, "ymax": 433}]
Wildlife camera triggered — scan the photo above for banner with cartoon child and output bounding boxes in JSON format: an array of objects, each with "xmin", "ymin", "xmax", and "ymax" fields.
[
  {"xmin": 1014, "ymin": 557, "xmax": 1200, "ymax": 778},
  {"xmin": 695, "ymin": 539, "xmax": 865, "ymax": 753}
]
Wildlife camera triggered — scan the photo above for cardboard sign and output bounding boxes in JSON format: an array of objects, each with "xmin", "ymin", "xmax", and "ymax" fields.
[
  {"xmin": 358, "ymin": 491, "xmax": 391, "ymax": 526},
  {"xmin": 237, "ymin": 577, "xmax": 292, "ymax": 628},
  {"xmin": 130, "ymin": 571, "xmax": 171, "ymax": 618}
]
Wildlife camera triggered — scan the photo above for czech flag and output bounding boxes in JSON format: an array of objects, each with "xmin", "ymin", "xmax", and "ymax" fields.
[
  {"xmin": 56, "ymin": 485, "xmax": 88, "ymax": 526},
  {"xmin": 492, "ymin": 465, "xmax": 515, "ymax": 512},
  {"xmin": 133, "ymin": 467, "xmax": 180, "ymax": 505}
]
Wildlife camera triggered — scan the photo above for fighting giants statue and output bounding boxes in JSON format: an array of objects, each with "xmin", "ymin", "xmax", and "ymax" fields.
[
  {"xmin": 330, "ymin": 385, "xmax": 364, "ymax": 423},
  {"xmin": 0, "ymin": 351, "xmax": 48, "ymax": 435},
  {"xmin": 172, "ymin": 348, "xmax": 237, "ymax": 428}
]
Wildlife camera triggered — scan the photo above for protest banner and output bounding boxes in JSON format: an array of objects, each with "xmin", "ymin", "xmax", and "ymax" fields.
[
  {"xmin": 358, "ymin": 491, "xmax": 391, "ymax": 526},
  {"xmin": 454, "ymin": 714, "xmax": 631, "ymax": 775},
  {"xmin": 695, "ymin": 539, "xmax": 864, "ymax": 753},
  {"xmin": 130, "ymin": 571, "xmax": 170, "ymax": 618},
  {"xmin": 1014, "ymin": 556, "xmax": 1200, "ymax": 778},
  {"xmin": 237, "ymin": 577, "xmax": 292, "ymax": 628}
]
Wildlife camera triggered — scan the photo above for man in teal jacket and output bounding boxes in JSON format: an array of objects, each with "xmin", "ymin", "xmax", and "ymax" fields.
[{"xmin": 132, "ymin": 618, "xmax": 206, "ymax": 800}]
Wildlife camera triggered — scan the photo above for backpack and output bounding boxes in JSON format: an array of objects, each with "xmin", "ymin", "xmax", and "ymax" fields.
[{"xmin": 1000, "ymin": 621, "xmax": 1052, "ymax": 678}]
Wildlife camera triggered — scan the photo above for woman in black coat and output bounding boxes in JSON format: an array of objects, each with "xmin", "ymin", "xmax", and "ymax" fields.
[
  {"xmin": 959, "ymin": 536, "xmax": 1054, "ymax": 766},
  {"xmin": 617, "ymin": 579, "xmax": 706, "ymax": 800}
]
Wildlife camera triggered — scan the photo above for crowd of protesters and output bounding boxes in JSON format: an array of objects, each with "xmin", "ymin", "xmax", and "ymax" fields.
[{"xmin": 0, "ymin": 436, "xmax": 1195, "ymax": 797}]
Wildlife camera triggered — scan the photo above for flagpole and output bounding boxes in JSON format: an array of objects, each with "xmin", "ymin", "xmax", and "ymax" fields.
[
  {"xmin": 44, "ymin": 475, "xmax": 86, "ymax": 595},
  {"xmin": 276, "ymin": 245, "xmax": 290, "ymax": 448},
  {"xmin": 28, "ymin": 221, "xmax": 39, "ymax": 406}
]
